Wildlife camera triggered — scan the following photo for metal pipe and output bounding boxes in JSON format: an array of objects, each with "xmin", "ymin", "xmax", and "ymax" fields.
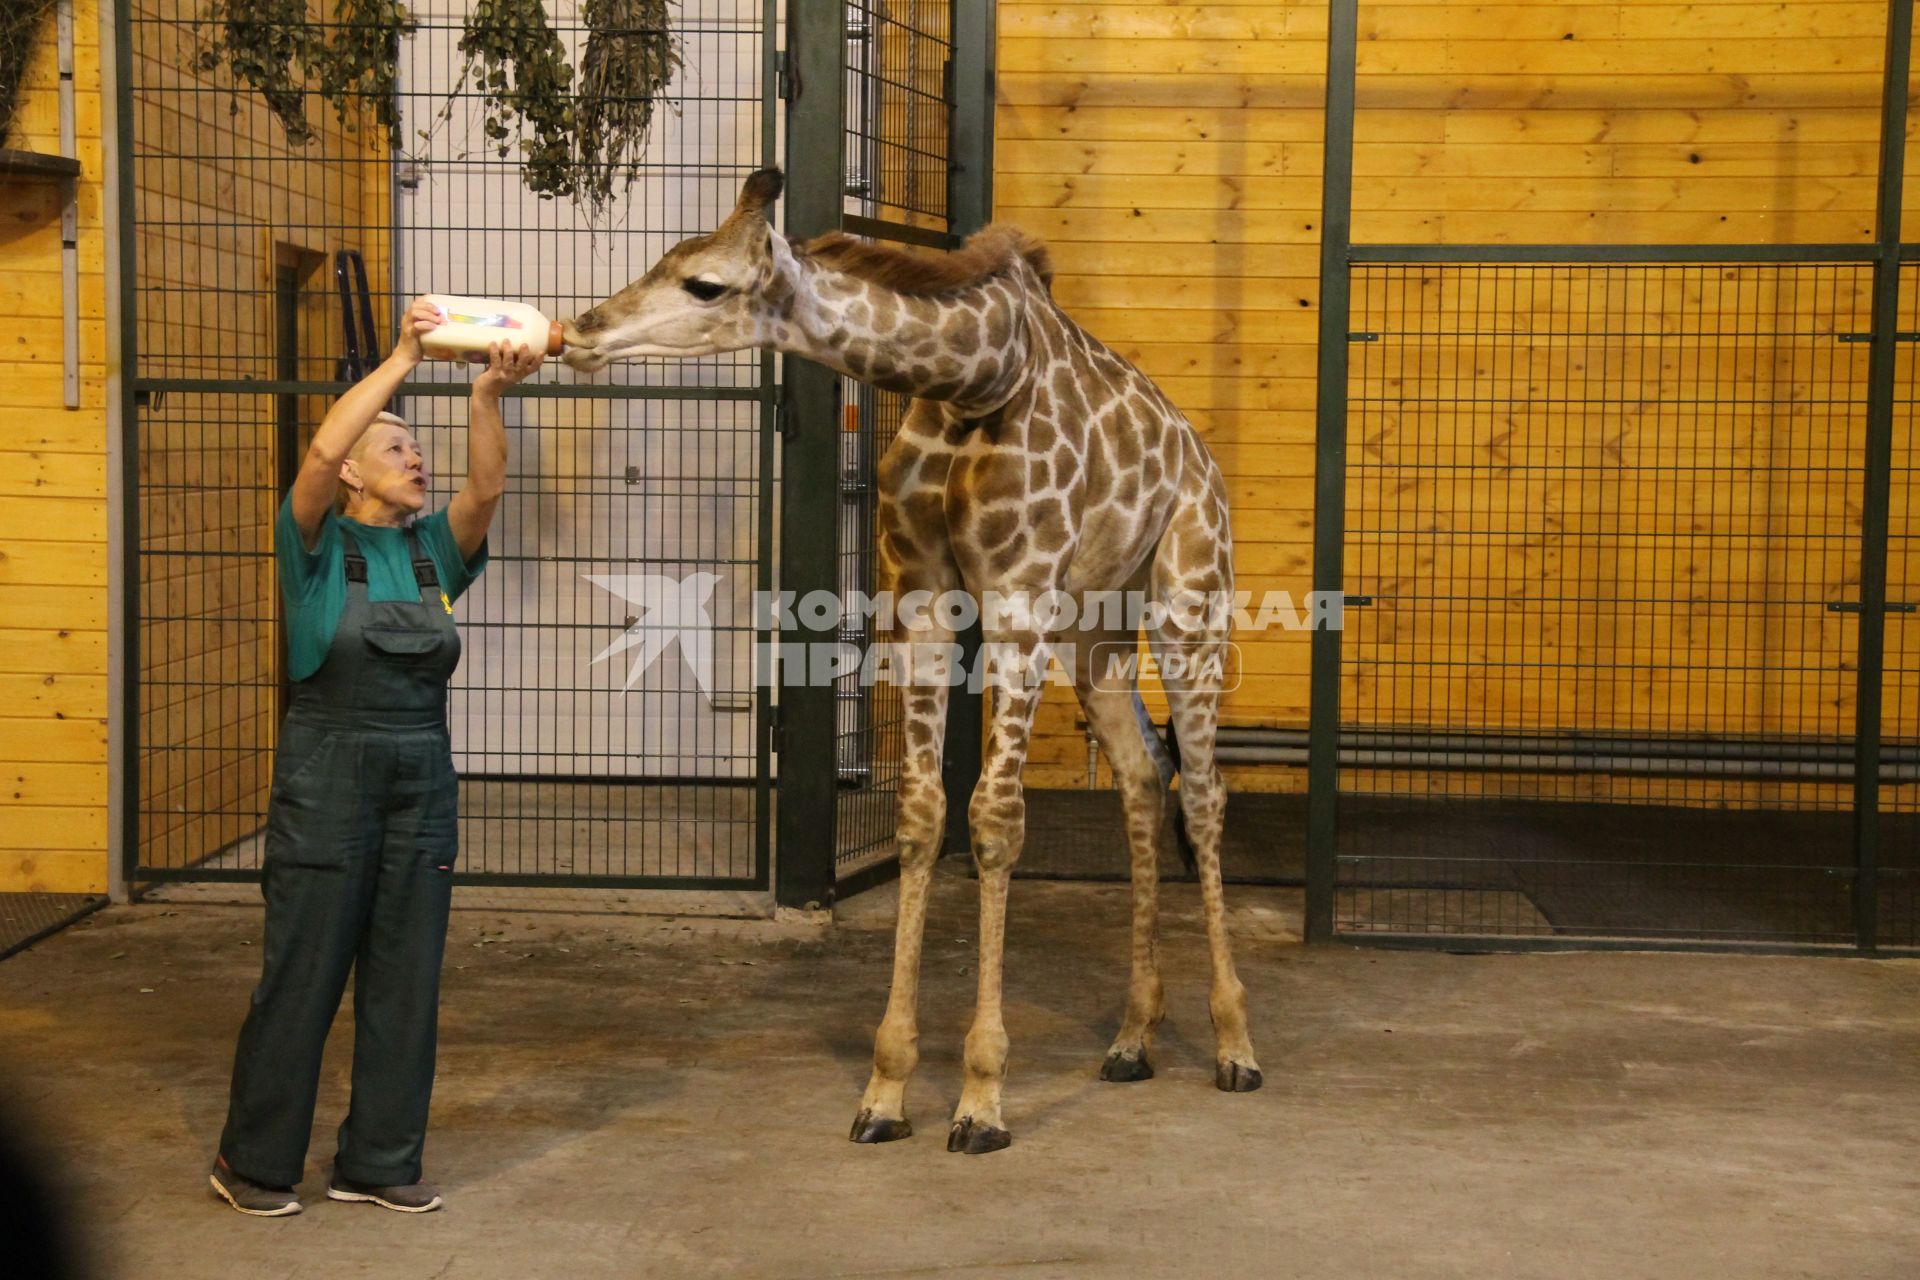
[
  {"xmin": 1305, "ymin": 0, "xmax": 1360, "ymax": 943},
  {"xmin": 1852, "ymin": 0, "xmax": 1915, "ymax": 951},
  {"xmin": 1217, "ymin": 726, "xmax": 1920, "ymax": 766},
  {"xmin": 57, "ymin": 0, "xmax": 77, "ymax": 409},
  {"xmin": 1214, "ymin": 744, "xmax": 1919, "ymax": 783}
]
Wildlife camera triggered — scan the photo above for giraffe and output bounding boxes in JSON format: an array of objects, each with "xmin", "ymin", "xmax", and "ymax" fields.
[{"xmin": 562, "ymin": 169, "xmax": 1261, "ymax": 1154}]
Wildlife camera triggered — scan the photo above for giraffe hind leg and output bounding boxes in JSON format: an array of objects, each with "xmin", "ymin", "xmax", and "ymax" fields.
[
  {"xmin": 1151, "ymin": 537, "xmax": 1261, "ymax": 1094},
  {"xmin": 1077, "ymin": 659, "xmax": 1171, "ymax": 1084}
]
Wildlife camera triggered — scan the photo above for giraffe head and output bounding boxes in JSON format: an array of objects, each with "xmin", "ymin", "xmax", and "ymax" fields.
[{"xmin": 562, "ymin": 169, "xmax": 791, "ymax": 372}]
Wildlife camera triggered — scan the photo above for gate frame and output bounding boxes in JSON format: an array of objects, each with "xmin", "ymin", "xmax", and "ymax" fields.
[
  {"xmin": 108, "ymin": 2, "xmax": 994, "ymax": 905},
  {"xmin": 111, "ymin": 0, "xmax": 792, "ymax": 897},
  {"xmin": 776, "ymin": 0, "xmax": 995, "ymax": 910},
  {"xmin": 1305, "ymin": 0, "xmax": 1918, "ymax": 954}
]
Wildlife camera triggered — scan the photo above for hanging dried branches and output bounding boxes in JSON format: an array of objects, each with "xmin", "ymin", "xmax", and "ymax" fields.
[
  {"xmin": 455, "ymin": 0, "xmax": 577, "ymax": 197},
  {"xmin": 573, "ymin": 0, "xmax": 681, "ymax": 214},
  {"xmin": 191, "ymin": 0, "xmax": 414, "ymax": 147},
  {"xmin": 188, "ymin": 0, "xmax": 681, "ymax": 208},
  {"xmin": 0, "ymin": 0, "xmax": 58, "ymax": 146},
  {"xmin": 193, "ymin": 0, "xmax": 323, "ymax": 144}
]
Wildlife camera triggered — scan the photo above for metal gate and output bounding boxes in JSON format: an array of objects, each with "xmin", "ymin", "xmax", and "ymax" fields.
[
  {"xmin": 773, "ymin": 0, "xmax": 992, "ymax": 908},
  {"xmin": 1306, "ymin": 0, "xmax": 1920, "ymax": 952},
  {"xmin": 117, "ymin": 0, "xmax": 781, "ymax": 891},
  {"xmin": 114, "ymin": 0, "xmax": 994, "ymax": 902}
]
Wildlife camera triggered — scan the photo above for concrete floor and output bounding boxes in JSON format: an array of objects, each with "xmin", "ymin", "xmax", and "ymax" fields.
[{"xmin": 1, "ymin": 864, "xmax": 1917, "ymax": 1280}]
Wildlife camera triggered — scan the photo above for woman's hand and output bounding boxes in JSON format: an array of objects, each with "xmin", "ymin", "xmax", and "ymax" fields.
[
  {"xmin": 472, "ymin": 341, "xmax": 544, "ymax": 400},
  {"xmin": 392, "ymin": 296, "xmax": 444, "ymax": 369}
]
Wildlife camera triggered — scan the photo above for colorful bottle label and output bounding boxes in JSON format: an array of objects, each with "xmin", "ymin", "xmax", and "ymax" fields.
[{"xmin": 444, "ymin": 311, "xmax": 523, "ymax": 330}]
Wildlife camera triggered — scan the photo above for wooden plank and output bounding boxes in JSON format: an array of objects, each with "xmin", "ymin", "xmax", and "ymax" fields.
[
  {"xmin": 0, "ymin": 628, "xmax": 108, "ymax": 676},
  {"xmin": 0, "ymin": 716, "xmax": 107, "ymax": 763},
  {"xmin": 0, "ymin": 670, "xmax": 107, "ymax": 720},
  {"xmin": 0, "ymin": 849, "xmax": 108, "ymax": 894},
  {"xmin": 0, "ymin": 541, "xmax": 109, "ymax": 588},
  {"xmin": 0, "ymin": 584, "xmax": 108, "ymax": 631},
  {"xmin": 999, "ymin": 104, "xmax": 1446, "ymax": 145},
  {"xmin": 0, "ymin": 496, "xmax": 108, "ymax": 543},
  {"xmin": 0, "ymin": 451, "xmax": 108, "ymax": 500},
  {"xmin": 0, "ymin": 761, "xmax": 109, "ymax": 807},
  {"xmin": 995, "ymin": 72, "xmax": 1882, "ymax": 111}
]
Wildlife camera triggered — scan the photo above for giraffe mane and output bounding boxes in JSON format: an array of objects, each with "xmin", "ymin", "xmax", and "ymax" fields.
[{"xmin": 796, "ymin": 223, "xmax": 1054, "ymax": 296}]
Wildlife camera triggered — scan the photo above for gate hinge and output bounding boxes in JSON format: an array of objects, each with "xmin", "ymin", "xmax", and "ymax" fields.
[
  {"xmin": 1828, "ymin": 600, "xmax": 1917, "ymax": 613},
  {"xmin": 767, "ymin": 704, "xmax": 784, "ymax": 755},
  {"xmin": 775, "ymin": 388, "xmax": 796, "ymax": 440},
  {"xmin": 1344, "ymin": 594, "xmax": 1375, "ymax": 607},
  {"xmin": 776, "ymin": 50, "xmax": 792, "ymax": 100}
]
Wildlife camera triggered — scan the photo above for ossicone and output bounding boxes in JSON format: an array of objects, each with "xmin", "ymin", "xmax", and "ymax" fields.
[{"xmin": 737, "ymin": 168, "xmax": 785, "ymax": 216}]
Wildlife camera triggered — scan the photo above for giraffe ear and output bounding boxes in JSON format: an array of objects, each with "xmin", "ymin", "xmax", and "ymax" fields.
[
  {"xmin": 736, "ymin": 168, "xmax": 784, "ymax": 219},
  {"xmin": 765, "ymin": 227, "xmax": 798, "ymax": 275}
]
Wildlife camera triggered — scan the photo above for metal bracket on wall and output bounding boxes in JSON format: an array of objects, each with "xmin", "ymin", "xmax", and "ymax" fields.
[
  {"xmin": 1829, "ymin": 601, "xmax": 1918, "ymax": 613},
  {"xmin": 58, "ymin": 0, "xmax": 79, "ymax": 409}
]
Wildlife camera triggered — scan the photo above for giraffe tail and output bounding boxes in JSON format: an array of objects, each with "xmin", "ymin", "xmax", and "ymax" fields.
[{"xmin": 1131, "ymin": 687, "xmax": 1198, "ymax": 875}]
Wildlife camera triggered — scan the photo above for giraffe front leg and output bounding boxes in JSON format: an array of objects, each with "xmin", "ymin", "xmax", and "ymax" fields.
[
  {"xmin": 851, "ymin": 672, "xmax": 951, "ymax": 1143},
  {"xmin": 948, "ymin": 640, "xmax": 1046, "ymax": 1155}
]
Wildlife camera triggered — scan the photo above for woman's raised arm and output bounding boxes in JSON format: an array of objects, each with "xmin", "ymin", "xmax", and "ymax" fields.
[
  {"xmin": 446, "ymin": 341, "xmax": 542, "ymax": 561},
  {"xmin": 286, "ymin": 296, "xmax": 444, "ymax": 548}
]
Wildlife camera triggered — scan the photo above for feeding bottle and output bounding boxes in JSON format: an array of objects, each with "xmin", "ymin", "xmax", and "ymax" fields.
[{"xmin": 420, "ymin": 294, "xmax": 565, "ymax": 360}]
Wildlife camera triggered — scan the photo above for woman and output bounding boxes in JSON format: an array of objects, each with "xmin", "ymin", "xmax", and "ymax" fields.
[{"xmin": 209, "ymin": 297, "xmax": 542, "ymax": 1216}]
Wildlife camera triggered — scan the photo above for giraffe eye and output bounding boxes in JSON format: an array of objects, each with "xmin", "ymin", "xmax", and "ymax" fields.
[{"xmin": 682, "ymin": 279, "xmax": 727, "ymax": 302}]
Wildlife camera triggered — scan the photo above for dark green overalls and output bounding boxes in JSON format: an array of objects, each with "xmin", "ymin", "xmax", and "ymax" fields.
[{"xmin": 220, "ymin": 526, "xmax": 461, "ymax": 1190}]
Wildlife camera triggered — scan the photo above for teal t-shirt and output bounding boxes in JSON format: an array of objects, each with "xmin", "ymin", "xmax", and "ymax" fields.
[{"xmin": 276, "ymin": 495, "xmax": 489, "ymax": 682}]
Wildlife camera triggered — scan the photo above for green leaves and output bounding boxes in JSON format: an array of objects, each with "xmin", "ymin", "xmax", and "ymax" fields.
[
  {"xmin": 456, "ymin": 0, "xmax": 577, "ymax": 197},
  {"xmin": 190, "ymin": 0, "xmax": 680, "ymax": 208},
  {"xmin": 192, "ymin": 0, "xmax": 414, "ymax": 148}
]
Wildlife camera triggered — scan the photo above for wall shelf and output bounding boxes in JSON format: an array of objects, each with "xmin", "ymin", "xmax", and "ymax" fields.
[{"xmin": 0, "ymin": 148, "xmax": 81, "ymax": 181}]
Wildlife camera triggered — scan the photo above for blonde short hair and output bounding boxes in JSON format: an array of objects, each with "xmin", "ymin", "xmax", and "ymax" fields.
[{"xmin": 336, "ymin": 411, "xmax": 413, "ymax": 513}]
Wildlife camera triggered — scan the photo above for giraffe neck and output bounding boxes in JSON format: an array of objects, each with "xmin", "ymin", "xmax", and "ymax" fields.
[{"xmin": 758, "ymin": 257, "xmax": 1030, "ymax": 414}]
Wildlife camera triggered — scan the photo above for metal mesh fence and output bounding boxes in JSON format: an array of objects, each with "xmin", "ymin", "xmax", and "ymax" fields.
[
  {"xmin": 843, "ymin": 0, "xmax": 949, "ymax": 235},
  {"xmin": 1337, "ymin": 262, "xmax": 1875, "ymax": 945},
  {"xmin": 835, "ymin": 380, "xmax": 909, "ymax": 875},
  {"xmin": 125, "ymin": 0, "xmax": 776, "ymax": 888}
]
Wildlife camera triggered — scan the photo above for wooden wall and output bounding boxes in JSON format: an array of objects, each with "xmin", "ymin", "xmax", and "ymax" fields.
[
  {"xmin": 0, "ymin": 0, "xmax": 111, "ymax": 892},
  {"xmin": 0, "ymin": 1, "xmax": 390, "ymax": 889},
  {"xmin": 994, "ymin": 0, "xmax": 1906, "ymax": 794}
]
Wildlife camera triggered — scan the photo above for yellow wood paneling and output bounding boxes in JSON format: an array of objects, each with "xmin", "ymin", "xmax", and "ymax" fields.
[
  {"xmin": 0, "ymin": 1, "xmax": 110, "ymax": 889},
  {"xmin": 0, "ymin": 0, "xmax": 390, "ymax": 889},
  {"xmin": 997, "ymin": 0, "xmax": 1906, "ymax": 791}
]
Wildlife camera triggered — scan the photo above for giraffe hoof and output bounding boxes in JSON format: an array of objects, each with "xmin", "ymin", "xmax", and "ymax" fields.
[
  {"xmin": 1099, "ymin": 1050, "xmax": 1155, "ymax": 1083},
  {"xmin": 849, "ymin": 1110, "xmax": 913, "ymax": 1144},
  {"xmin": 1215, "ymin": 1060, "xmax": 1264, "ymax": 1093},
  {"xmin": 946, "ymin": 1117, "xmax": 1012, "ymax": 1155}
]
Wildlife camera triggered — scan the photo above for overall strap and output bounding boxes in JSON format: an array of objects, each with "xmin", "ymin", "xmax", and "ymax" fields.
[
  {"xmin": 340, "ymin": 524, "xmax": 440, "ymax": 589},
  {"xmin": 403, "ymin": 525, "xmax": 442, "ymax": 590},
  {"xmin": 342, "ymin": 525, "xmax": 369, "ymax": 584}
]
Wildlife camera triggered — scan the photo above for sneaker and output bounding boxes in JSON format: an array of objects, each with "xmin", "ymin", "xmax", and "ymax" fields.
[
  {"xmin": 327, "ymin": 1170, "xmax": 443, "ymax": 1213},
  {"xmin": 209, "ymin": 1157, "xmax": 301, "ymax": 1217}
]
